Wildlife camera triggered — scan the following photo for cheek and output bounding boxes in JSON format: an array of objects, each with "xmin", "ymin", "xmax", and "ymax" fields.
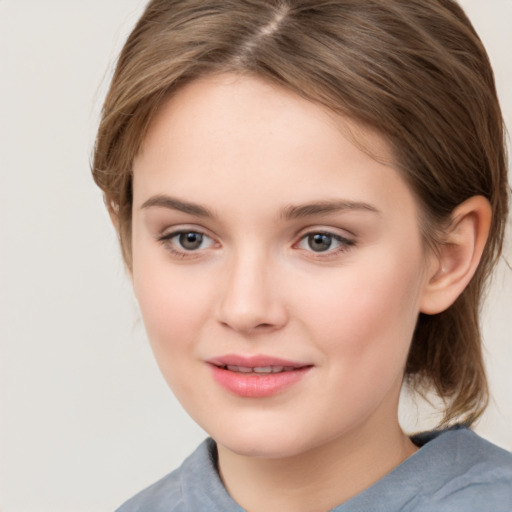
[
  {"xmin": 290, "ymin": 257, "xmax": 426, "ymax": 431},
  {"xmin": 293, "ymin": 252, "xmax": 425, "ymax": 368},
  {"xmin": 132, "ymin": 264, "xmax": 214, "ymax": 402},
  {"xmin": 131, "ymin": 254, "xmax": 213, "ymax": 358}
]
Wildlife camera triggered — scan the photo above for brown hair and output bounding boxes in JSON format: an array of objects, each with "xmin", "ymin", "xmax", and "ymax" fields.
[{"xmin": 92, "ymin": 0, "xmax": 509, "ymax": 426}]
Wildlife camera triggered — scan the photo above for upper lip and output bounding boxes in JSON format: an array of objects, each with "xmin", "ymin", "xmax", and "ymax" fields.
[{"xmin": 206, "ymin": 354, "xmax": 311, "ymax": 369}]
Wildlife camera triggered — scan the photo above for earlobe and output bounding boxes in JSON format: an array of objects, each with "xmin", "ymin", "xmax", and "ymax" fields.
[{"xmin": 420, "ymin": 196, "xmax": 491, "ymax": 315}]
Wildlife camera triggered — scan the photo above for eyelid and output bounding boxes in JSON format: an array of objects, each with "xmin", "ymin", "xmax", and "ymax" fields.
[
  {"xmin": 161, "ymin": 230, "xmax": 214, "ymax": 246},
  {"xmin": 296, "ymin": 232, "xmax": 353, "ymax": 248},
  {"xmin": 158, "ymin": 223, "xmax": 217, "ymax": 241},
  {"xmin": 293, "ymin": 227, "xmax": 356, "ymax": 256},
  {"xmin": 157, "ymin": 225, "xmax": 220, "ymax": 257},
  {"xmin": 294, "ymin": 225, "xmax": 356, "ymax": 242},
  {"xmin": 154, "ymin": 224, "xmax": 355, "ymax": 259}
]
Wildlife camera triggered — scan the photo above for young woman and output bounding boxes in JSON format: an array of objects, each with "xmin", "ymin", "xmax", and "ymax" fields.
[{"xmin": 92, "ymin": 1, "xmax": 512, "ymax": 510}]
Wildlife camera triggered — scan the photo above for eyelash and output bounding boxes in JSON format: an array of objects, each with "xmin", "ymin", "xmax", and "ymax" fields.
[
  {"xmin": 157, "ymin": 230, "xmax": 216, "ymax": 259},
  {"xmin": 157, "ymin": 229, "xmax": 355, "ymax": 259},
  {"xmin": 295, "ymin": 231, "xmax": 355, "ymax": 258}
]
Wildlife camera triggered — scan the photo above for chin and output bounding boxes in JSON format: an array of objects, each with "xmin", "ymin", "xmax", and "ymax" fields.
[
  {"xmin": 219, "ymin": 437, "xmax": 301, "ymax": 459},
  {"xmin": 211, "ymin": 423, "xmax": 323, "ymax": 460}
]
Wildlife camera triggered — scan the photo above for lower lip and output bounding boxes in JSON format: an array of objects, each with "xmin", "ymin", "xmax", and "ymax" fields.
[{"xmin": 209, "ymin": 365, "xmax": 311, "ymax": 398}]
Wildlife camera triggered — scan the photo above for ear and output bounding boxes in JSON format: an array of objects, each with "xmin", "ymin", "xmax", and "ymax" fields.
[{"xmin": 420, "ymin": 196, "xmax": 491, "ymax": 315}]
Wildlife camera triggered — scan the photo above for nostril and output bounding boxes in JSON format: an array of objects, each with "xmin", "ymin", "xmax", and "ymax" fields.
[
  {"xmin": 255, "ymin": 323, "xmax": 273, "ymax": 329},
  {"xmin": 220, "ymin": 320, "xmax": 275, "ymax": 333}
]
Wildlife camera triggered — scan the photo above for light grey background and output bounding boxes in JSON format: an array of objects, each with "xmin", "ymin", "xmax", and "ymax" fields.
[{"xmin": 0, "ymin": 1, "xmax": 510, "ymax": 511}]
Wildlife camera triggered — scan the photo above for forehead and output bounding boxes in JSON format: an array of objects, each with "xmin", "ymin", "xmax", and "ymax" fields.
[
  {"xmin": 138, "ymin": 73, "xmax": 395, "ymax": 165},
  {"xmin": 132, "ymin": 73, "xmax": 416, "ymax": 221}
]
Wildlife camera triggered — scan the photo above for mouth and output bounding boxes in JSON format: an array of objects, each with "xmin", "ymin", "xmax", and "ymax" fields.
[
  {"xmin": 207, "ymin": 355, "xmax": 313, "ymax": 398},
  {"xmin": 212, "ymin": 364, "xmax": 308, "ymax": 374}
]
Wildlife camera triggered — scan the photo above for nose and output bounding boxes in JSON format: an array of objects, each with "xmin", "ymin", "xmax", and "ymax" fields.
[{"xmin": 216, "ymin": 251, "xmax": 288, "ymax": 334}]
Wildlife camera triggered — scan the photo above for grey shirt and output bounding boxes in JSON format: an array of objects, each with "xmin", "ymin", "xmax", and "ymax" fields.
[{"xmin": 116, "ymin": 426, "xmax": 512, "ymax": 511}]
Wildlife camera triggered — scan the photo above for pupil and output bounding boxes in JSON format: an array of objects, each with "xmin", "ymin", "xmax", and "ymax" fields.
[
  {"xmin": 179, "ymin": 232, "xmax": 203, "ymax": 250},
  {"xmin": 309, "ymin": 233, "xmax": 332, "ymax": 252}
]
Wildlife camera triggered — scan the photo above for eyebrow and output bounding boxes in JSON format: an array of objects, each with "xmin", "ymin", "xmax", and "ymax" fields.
[
  {"xmin": 281, "ymin": 200, "xmax": 380, "ymax": 220},
  {"xmin": 140, "ymin": 195, "xmax": 380, "ymax": 220},
  {"xmin": 141, "ymin": 195, "xmax": 216, "ymax": 218}
]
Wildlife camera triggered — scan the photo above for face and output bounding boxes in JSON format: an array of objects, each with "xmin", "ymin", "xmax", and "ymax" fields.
[{"xmin": 131, "ymin": 74, "xmax": 434, "ymax": 459}]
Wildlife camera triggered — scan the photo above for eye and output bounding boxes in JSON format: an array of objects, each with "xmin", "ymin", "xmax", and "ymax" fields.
[
  {"xmin": 296, "ymin": 231, "xmax": 354, "ymax": 254},
  {"xmin": 306, "ymin": 233, "xmax": 334, "ymax": 252},
  {"xmin": 176, "ymin": 231, "xmax": 206, "ymax": 250},
  {"xmin": 158, "ymin": 229, "xmax": 215, "ymax": 254}
]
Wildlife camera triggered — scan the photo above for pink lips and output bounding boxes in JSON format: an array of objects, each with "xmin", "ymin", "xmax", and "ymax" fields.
[{"xmin": 207, "ymin": 354, "xmax": 312, "ymax": 398}]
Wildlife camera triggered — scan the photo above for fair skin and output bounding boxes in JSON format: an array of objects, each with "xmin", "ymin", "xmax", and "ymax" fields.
[{"xmin": 127, "ymin": 73, "xmax": 490, "ymax": 512}]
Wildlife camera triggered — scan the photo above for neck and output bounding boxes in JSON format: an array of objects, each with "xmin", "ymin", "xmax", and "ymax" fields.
[{"xmin": 216, "ymin": 415, "xmax": 418, "ymax": 512}]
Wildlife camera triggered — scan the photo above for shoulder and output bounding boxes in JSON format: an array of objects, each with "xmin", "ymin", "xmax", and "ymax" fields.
[
  {"xmin": 412, "ymin": 426, "xmax": 512, "ymax": 511},
  {"xmin": 115, "ymin": 462, "xmax": 185, "ymax": 512},
  {"xmin": 411, "ymin": 425, "xmax": 512, "ymax": 473},
  {"xmin": 115, "ymin": 439, "xmax": 215, "ymax": 512},
  {"xmin": 338, "ymin": 426, "xmax": 512, "ymax": 512}
]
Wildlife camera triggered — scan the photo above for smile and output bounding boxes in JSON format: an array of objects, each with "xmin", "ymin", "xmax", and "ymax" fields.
[
  {"xmin": 218, "ymin": 365, "xmax": 304, "ymax": 374},
  {"xmin": 207, "ymin": 355, "xmax": 313, "ymax": 398}
]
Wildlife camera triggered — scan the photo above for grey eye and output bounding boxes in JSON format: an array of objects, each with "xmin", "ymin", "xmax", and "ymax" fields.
[
  {"xmin": 296, "ymin": 231, "xmax": 354, "ymax": 255},
  {"xmin": 178, "ymin": 232, "xmax": 204, "ymax": 250},
  {"xmin": 307, "ymin": 233, "xmax": 333, "ymax": 252}
]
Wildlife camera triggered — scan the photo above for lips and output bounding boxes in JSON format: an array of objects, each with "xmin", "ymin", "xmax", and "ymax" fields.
[
  {"xmin": 207, "ymin": 354, "xmax": 312, "ymax": 398},
  {"xmin": 221, "ymin": 364, "xmax": 300, "ymax": 374}
]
